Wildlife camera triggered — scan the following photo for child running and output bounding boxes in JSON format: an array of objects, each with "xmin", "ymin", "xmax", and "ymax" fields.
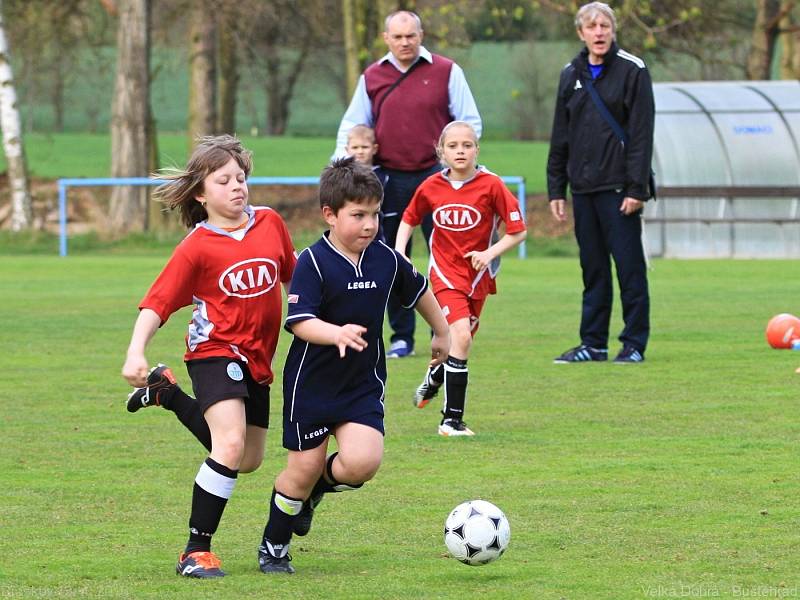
[
  {"xmin": 394, "ymin": 121, "xmax": 527, "ymax": 436},
  {"xmin": 257, "ymin": 156, "xmax": 449, "ymax": 574},
  {"xmin": 121, "ymin": 134, "xmax": 296, "ymax": 578}
]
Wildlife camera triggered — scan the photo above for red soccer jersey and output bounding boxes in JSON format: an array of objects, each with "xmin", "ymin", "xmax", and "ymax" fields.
[
  {"xmin": 402, "ymin": 168, "xmax": 526, "ymax": 299},
  {"xmin": 140, "ymin": 206, "xmax": 296, "ymax": 385}
]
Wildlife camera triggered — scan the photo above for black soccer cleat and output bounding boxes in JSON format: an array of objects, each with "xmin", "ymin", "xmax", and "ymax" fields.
[
  {"xmin": 258, "ymin": 543, "xmax": 295, "ymax": 574},
  {"xmin": 126, "ymin": 363, "xmax": 178, "ymax": 413},
  {"xmin": 553, "ymin": 344, "xmax": 608, "ymax": 364},
  {"xmin": 292, "ymin": 492, "xmax": 324, "ymax": 537},
  {"xmin": 413, "ymin": 370, "xmax": 441, "ymax": 409}
]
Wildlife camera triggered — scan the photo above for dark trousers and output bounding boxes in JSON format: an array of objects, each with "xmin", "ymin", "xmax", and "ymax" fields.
[
  {"xmin": 572, "ymin": 189, "xmax": 650, "ymax": 352},
  {"xmin": 381, "ymin": 165, "xmax": 439, "ymax": 350}
]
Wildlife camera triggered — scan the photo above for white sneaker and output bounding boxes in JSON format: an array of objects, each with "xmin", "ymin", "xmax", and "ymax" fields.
[
  {"xmin": 387, "ymin": 340, "xmax": 415, "ymax": 359},
  {"xmin": 438, "ymin": 419, "xmax": 475, "ymax": 437}
]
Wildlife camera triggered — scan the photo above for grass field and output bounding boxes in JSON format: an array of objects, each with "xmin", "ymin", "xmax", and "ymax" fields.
[
  {"xmin": 1, "ymin": 133, "xmax": 550, "ymax": 194},
  {"xmin": 2, "ymin": 251, "xmax": 799, "ymax": 599}
]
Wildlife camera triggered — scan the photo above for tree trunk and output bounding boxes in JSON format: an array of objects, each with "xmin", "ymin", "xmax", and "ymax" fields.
[
  {"xmin": 266, "ymin": 33, "xmax": 312, "ymax": 136},
  {"xmin": 0, "ymin": 0, "xmax": 32, "ymax": 231},
  {"xmin": 779, "ymin": 1, "xmax": 799, "ymax": 78},
  {"xmin": 51, "ymin": 49, "xmax": 66, "ymax": 132},
  {"xmin": 747, "ymin": 0, "xmax": 781, "ymax": 79},
  {"xmin": 109, "ymin": 0, "xmax": 151, "ymax": 233},
  {"xmin": 264, "ymin": 43, "xmax": 286, "ymax": 135},
  {"xmin": 792, "ymin": 29, "xmax": 800, "ymax": 76},
  {"xmin": 217, "ymin": 11, "xmax": 238, "ymax": 135},
  {"xmin": 188, "ymin": 0, "xmax": 217, "ymax": 146},
  {"xmin": 146, "ymin": 113, "xmax": 172, "ymax": 232},
  {"xmin": 342, "ymin": 0, "xmax": 359, "ymax": 98},
  {"xmin": 369, "ymin": 0, "xmax": 390, "ymax": 62}
]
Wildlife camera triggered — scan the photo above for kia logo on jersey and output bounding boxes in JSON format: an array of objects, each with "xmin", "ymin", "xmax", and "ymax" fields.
[
  {"xmin": 219, "ymin": 258, "xmax": 279, "ymax": 298},
  {"xmin": 433, "ymin": 204, "xmax": 482, "ymax": 231}
]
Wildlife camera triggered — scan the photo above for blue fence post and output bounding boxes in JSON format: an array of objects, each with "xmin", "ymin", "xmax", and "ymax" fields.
[
  {"xmin": 516, "ymin": 178, "xmax": 527, "ymax": 259},
  {"xmin": 58, "ymin": 181, "xmax": 68, "ymax": 257},
  {"xmin": 498, "ymin": 176, "xmax": 526, "ymax": 259}
]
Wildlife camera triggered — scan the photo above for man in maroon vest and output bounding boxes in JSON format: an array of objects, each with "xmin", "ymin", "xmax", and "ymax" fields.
[{"xmin": 335, "ymin": 10, "xmax": 482, "ymax": 359}]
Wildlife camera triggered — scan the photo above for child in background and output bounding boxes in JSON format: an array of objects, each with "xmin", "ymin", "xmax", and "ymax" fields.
[
  {"xmin": 122, "ymin": 135, "xmax": 296, "ymax": 578},
  {"xmin": 394, "ymin": 121, "xmax": 527, "ymax": 436},
  {"xmin": 344, "ymin": 124, "xmax": 379, "ymax": 167},
  {"xmin": 257, "ymin": 157, "xmax": 449, "ymax": 574},
  {"xmin": 345, "ymin": 123, "xmax": 390, "ymax": 235}
]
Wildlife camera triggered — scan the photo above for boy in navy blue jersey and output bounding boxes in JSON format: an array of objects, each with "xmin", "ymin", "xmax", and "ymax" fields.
[{"xmin": 257, "ymin": 157, "xmax": 450, "ymax": 574}]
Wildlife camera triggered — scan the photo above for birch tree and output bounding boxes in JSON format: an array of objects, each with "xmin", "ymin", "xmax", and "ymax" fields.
[
  {"xmin": 109, "ymin": 0, "xmax": 151, "ymax": 232},
  {"xmin": 0, "ymin": 0, "xmax": 31, "ymax": 231}
]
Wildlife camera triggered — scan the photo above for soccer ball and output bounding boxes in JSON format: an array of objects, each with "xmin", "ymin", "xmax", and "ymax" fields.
[
  {"xmin": 444, "ymin": 500, "xmax": 510, "ymax": 566},
  {"xmin": 766, "ymin": 313, "xmax": 800, "ymax": 349}
]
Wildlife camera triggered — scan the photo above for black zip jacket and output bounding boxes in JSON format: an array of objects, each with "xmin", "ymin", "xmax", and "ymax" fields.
[{"xmin": 547, "ymin": 42, "xmax": 655, "ymax": 201}]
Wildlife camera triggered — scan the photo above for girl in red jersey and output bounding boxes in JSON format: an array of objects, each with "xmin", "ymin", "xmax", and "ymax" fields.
[
  {"xmin": 121, "ymin": 135, "xmax": 296, "ymax": 578},
  {"xmin": 394, "ymin": 121, "xmax": 527, "ymax": 436}
]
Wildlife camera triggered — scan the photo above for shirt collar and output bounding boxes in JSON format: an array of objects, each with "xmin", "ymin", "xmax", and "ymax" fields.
[
  {"xmin": 439, "ymin": 166, "xmax": 485, "ymax": 188},
  {"xmin": 379, "ymin": 46, "xmax": 433, "ymax": 71},
  {"xmin": 199, "ymin": 204, "xmax": 255, "ymax": 237}
]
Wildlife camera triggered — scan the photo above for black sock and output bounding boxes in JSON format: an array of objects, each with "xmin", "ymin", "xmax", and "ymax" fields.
[
  {"xmin": 153, "ymin": 380, "xmax": 178, "ymax": 409},
  {"xmin": 262, "ymin": 488, "xmax": 303, "ymax": 555},
  {"xmin": 168, "ymin": 386, "xmax": 212, "ymax": 451},
  {"xmin": 442, "ymin": 356, "xmax": 468, "ymax": 421},
  {"xmin": 185, "ymin": 457, "xmax": 238, "ymax": 554}
]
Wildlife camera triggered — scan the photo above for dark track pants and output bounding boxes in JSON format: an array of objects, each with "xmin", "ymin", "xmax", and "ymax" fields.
[
  {"xmin": 380, "ymin": 165, "xmax": 438, "ymax": 351},
  {"xmin": 572, "ymin": 189, "xmax": 650, "ymax": 352}
]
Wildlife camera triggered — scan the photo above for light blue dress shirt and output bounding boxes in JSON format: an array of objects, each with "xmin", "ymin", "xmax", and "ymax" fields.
[{"xmin": 334, "ymin": 46, "xmax": 482, "ymax": 159}]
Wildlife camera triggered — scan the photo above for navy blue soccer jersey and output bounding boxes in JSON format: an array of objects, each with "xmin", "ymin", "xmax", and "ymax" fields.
[{"xmin": 283, "ymin": 232, "xmax": 428, "ymax": 423}]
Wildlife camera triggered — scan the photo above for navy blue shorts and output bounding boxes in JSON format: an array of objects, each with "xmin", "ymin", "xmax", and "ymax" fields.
[
  {"xmin": 282, "ymin": 410, "xmax": 384, "ymax": 451},
  {"xmin": 186, "ymin": 358, "xmax": 270, "ymax": 429}
]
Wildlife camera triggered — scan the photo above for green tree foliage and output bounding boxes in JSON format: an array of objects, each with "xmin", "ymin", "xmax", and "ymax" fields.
[
  {"xmin": 465, "ymin": 1, "xmax": 571, "ymax": 41},
  {"xmin": 4, "ymin": 0, "xmax": 114, "ymax": 132}
]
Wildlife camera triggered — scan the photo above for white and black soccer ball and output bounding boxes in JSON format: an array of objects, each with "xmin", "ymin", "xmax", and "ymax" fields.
[{"xmin": 444, "ymin": 499, "xmax": 510, "ymax": 566}]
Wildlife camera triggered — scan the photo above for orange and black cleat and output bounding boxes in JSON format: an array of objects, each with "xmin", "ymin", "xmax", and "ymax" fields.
[
  {"xmin": 126, "ymin": 363, "xmax": 177, "ymax": 413},
  {"xmin": 176, "ymin": 550, "xmax": 225, "ymax": 578},
  {"xmin": 413, "ymin": 369, "xmax": 441, "ymax": 409}
]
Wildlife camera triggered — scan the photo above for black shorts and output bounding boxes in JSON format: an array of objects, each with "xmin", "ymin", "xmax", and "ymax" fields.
[
  {"xmin": 186, "ymin": 358, "xmax": 270, "ymax": 429},
  {"xmin": 282, "ymin": 410, "xmax": 384, "ymax": 451}
]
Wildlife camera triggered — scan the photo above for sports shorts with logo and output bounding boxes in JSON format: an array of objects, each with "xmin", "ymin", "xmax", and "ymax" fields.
[
  {"xmin": 434, "ymin": 288, "xmax": 487, "ymax": 336},
  {"xmin": 282, "ymin": 410, "xmax": 384, "ymax": 451},
  {"xmin": 187, "ymin": 357, "xmax": 270, "ymax": 428}
]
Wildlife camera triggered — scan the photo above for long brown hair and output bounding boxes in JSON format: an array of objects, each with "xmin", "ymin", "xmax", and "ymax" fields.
[{"xmin": 153, "ymin": 134, "xmax": 253, "ymax": 228}]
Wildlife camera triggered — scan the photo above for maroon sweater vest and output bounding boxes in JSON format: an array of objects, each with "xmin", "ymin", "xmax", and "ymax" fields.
[{"xmin": 365, "ymin": 54, "xmax": 454, "ymax": 171}]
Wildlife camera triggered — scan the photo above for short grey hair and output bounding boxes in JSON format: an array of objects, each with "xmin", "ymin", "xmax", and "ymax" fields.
[
  {"xmin": 384, "ymin": 10, "xmax": 423, "ymax": 32},
  {"xmin": 575, "ymin": 2, "xmax": 617, "ymax": 34}
]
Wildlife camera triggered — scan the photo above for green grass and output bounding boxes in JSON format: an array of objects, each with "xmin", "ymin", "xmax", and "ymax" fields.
[
  {"xmin": 8, "ymin": 133, "xmax": 549, "ymax": 193},
  {"xmin": 0, "ymin": 228, "xmax": 576, "ymax": 260},
  {"xmin": 2, "ymin": 252, "xmax": 799, "ymax": 599}
]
